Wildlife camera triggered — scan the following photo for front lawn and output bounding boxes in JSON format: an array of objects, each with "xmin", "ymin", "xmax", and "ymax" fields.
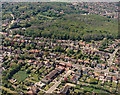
[{"xmin": 13, "ymin": 71, "xmax": 29, "ymax": 81}]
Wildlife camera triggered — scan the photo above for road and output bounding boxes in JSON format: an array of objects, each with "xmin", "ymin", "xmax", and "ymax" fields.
[
  {"xmin": 46, "ymin": 70, "xmax": 72, "ymax": 93},
  {"xmin": 107, "ymin": 47, "xmax": 119, "ymax": 66},
  {"xmin": 55, "ymin": 59, "xmax": 119, "ymax": 76},
  {"xmin": 6, "ymin": 14, "xmax": 15, "ymax": 31}
]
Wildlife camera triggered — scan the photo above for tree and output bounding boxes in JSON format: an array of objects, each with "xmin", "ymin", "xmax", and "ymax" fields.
[
  {"xmin": 54, "ymin": 46, "xmax": 64, "ymax": 52},
  {"xmin": 25, "ymin": 44, "xmax": 31, "ymax": 50},
  {"xmin": 64, "ymin": 77, "xmax": 68, "ymax": 82},
  {"xmin": 90, "ymin": 78, "xmax": 97, "ymax": 84},
  {"xmin": 27, "ymin": 69, "xmax": 31, "ymax": 74}
]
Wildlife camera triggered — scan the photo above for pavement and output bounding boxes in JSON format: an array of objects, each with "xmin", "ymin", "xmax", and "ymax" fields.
[{"xmin": 46, "ymin": 70, "xmax": 72, "ymax": 93}]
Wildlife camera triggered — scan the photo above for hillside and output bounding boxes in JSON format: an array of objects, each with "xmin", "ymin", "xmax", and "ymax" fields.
[
  {"xmin": 2, "ymin": 2, "xmax": 118, "ymax": 41},
  {"xmin": 23, "ymin": 14, "xmax": 118, "ymax": 41}
]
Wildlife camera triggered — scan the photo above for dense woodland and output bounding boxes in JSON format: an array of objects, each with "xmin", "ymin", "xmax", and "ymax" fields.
[{"xmin": 2, "ymin": 2, "xmax": 119, "ymax": 41}]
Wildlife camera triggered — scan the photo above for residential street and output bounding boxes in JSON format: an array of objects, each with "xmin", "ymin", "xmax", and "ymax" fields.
[
  {"xmin": 46, "ymin": 70, "xmax": 72, "ymax": 93},
  {"xmin": 107, "ymin": 47, "xmax": 119, "ymax": 66}
]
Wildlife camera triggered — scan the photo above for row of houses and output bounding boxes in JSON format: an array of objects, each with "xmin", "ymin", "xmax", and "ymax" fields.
[{"xmin": 41, "ymin": 66, "xmax": 65, "ymax": 84}]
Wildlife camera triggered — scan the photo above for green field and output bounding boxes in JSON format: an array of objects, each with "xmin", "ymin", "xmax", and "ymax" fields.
[{"xmin": 13, "ymin": 71, "xmax": 29, "ymax": 81}]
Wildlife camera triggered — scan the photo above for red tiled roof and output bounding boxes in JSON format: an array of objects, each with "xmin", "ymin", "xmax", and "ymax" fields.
[
  {"xmin": 111, "ymin": 67, "xmax": 117, "ymax": 70},
  {"xmin": 13, "ymin": 38, "xmax": 17, "ymax": 41},
  {"xmin": 84, "ymin": 60, "xmax": 90, "ymax": 63},
  {"xmin": 65, "ymin": 57, "xmax": 70, "ymax": 59},
  {"xmin": 79, "ymin": 42, "xmax": 85, "ymax": 46},
  {"xmin": 15, "ymin": 34, "xmax": 21, "ymax": 38},
  {"xmin": 113, "ymin": 76, "xmax": 117, "ymax": 80},
  {"xmin": 35, "ymin": 50, "xmax": 39, "ymax": 53},
  {"xmin": 26, "ymin": 90, "xmax": 33, "ymax": 94},
  {"xmin": 101, "ymin": 64, "xmax": 105, "ymax": 66},
  {"xmin": 86, "ymin": 44, "xmax": 89, "ymax": 47},
  {"xmin": 67, "ymin": 63, "xmax": 72, "ymax": 67},
  {"xmin": 30, "ymin": 49, "xmax": 35, "ymax": 52},
  {"xmin": 59, "ymin": 63, "xmax": 66, "ymax": 66},
  {"xmin": 2, "ymin": 33, "xmax": 8, "ymax": 35},
  {"xmin": 78, "ymin": 59, "xmax": 83, "ymax": 62},
  {"xmin": 94, "ymin": 72, "xmax": 100, "ymax": 76}
]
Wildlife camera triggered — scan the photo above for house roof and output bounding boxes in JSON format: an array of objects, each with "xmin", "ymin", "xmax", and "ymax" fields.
[
  {"xmin": 67, "ymin": 63, "xmax": 72, "ymax": 67},
  {"xmin": 101, "ymin": 64, "xmax": 106, "ymax": 67},
  {"xmin": 78, "ymin": 59, "xmax": 83, "ymax": 62},
  {"xmin": 13, "ymin": 38, "xmax": 17, "ymax": 41},
  {"xmin": 106, "ymin": 76, "xmax": 111, "ymax": 80},
  {"xmin": 86, "ymin": 44, "xmax": 90, "ymax": 47},
  {"xmin": 28, "ymin": 60, "xmax": 34, "ymax": 63},
  {"xmin": 57, "ymin": 66, "xmax": 65, "ymax": 70},
  {"xmin": 111, "ymin": 67, "xmax": 117, "ymax": 70},
  {"xmin": 113, "ymin": 76, "xmax": 117, "ymax": 80},
  {"xmin": 84, "ymin": 60, "xmax": 90, "ymax": 63},
  {"xmin": 94, "ymin": 72, "xmax": 100, "ymax": 76},
  {"xmin": 15, "ymin": 34, "xmax": 21, "ymax": 38},
  {"xmin": 79, "ymin": 42, "xmax": 85, "ymax": 46},
  {"xmin": 65, "ymin": 57, "xmax": 70, "ymax": 59},
  {"xmin": 26, "ymin": 90, "xmax": 33, "ymax": 94},
  {"xmin": 59, "ymin": 62, "xmax": 66, "ymax": 66},
  {"xmin": 18, "ymin": 60, "xmax": 23, "ymax": 63}
]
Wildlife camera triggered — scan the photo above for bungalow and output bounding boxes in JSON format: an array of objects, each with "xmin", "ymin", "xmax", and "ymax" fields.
[
  {"xmin": 99, "ymin": 75, "xmax": 105, "ymax": 81},
  {"xmin": 79, "ymin": 42, "xmax": 85, "ymax": 46},
  {"xmin": 13, "ymin": 38, "xmax": 17, "ymax": 42},
  {"xmin": 77, "ymin": 59, "xmax": 84, "ymax": 64},
  {"xmin": 26, "ymin": 90, "xmax": 34, "ymax": 95},
  {"xmin": 65, "ymin": 57, "xmax": 71, "ymax": 61},
  {"xmin": 115, "ymin": 59, "xmax": 119, "ymax": 64},
  {"xmin": 18, "ymin": 60, "xmax": 23, "ymax": 63},
  {"xmin": 84, "ymin": 60, "xmax": 90, "ymax": 65},
  {"xmin": 94, "ymin": 72, "xmax": 100, "ymax": 77},
  {"xmin": 86, "ymin": 44, "xmax": 90, "ymax": 47},
  {"xmin": 71, "ymin": 59, "xmax": 77, "ymax": 63},
  {"xmin": 49, "ymin": 53, "xmax": 56, "ymax": 58},
  {"xmin": 59, "ymin": 62, "xmax": 66, "ymax": 67},
  {"xmin": 110, "ymin": 67, "xmax": 117, "ymax": 72},
  {"xmin": 28, "ymin": 60, "xmax": 34, "ymax": 64},
  {"xmin": 106, "ymin": 76, "xmax": 112, "ymax": 82},
  {"xmin": 88, "ymin": 71, "xmax": 94, "ymax": 76},
  {"xmin": 66, "ymin": 63, "xmax": 72, "ymax": 68},
  {"xmin": 101, "ymin": 64, "xmax": 106, "ymax": 69},
  {"xmin": 112, "ymin": 76, "xmax": 118, "ymax": 83},
  {"xmin": 15, "ymin": 34, "xmax": 21, "ymax": 38}
]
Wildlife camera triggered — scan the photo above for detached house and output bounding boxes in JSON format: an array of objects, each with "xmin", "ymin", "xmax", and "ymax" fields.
[
  {"xmin": 65, "ymin": 57, "xmax": 71, "ymax": 61},
  {"xmin": 77, "ymin": 59, "xmax": 84, "ymax": 64},
  {"xmin": 110, "ymin": 67, "xmax": 117, "ymax": 72},
  {"xmin": 112, "ymin": 76, "xmax": 118, "ymax": 83},
  {"xmin": 105, "ymin": 76, "xmax": 112, "ymax": 82}
]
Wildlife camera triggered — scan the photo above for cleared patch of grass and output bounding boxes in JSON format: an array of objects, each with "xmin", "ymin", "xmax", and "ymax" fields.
[{"xmin": 13, "ymin": 71, "xmax": 29, "ymax": 81}]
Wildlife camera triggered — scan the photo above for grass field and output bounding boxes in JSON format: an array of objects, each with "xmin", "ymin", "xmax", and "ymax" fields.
[{"xmin": 13, "ymin": 71, "xmax": 29, "ymax": 81}]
